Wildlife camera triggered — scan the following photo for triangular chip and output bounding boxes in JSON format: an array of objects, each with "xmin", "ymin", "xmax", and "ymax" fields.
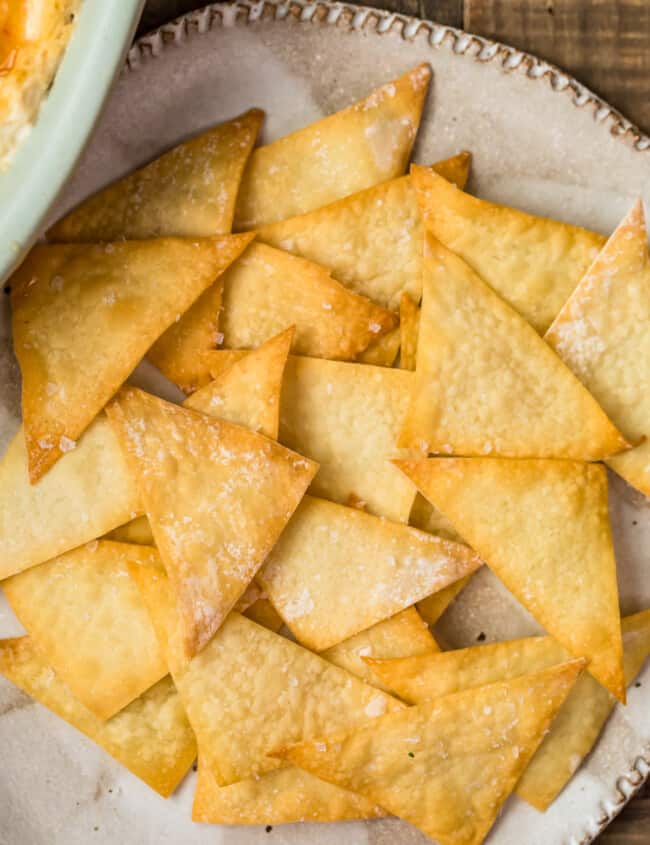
[
  {"xmin": 274, "ymin": 661, "xmax": 584, "ymax": 845},
  {"xmin": 546, "ymin": 201, "xmax": 650, "ymax": 496},
  {"xmin": 183, "ymin": 327, "xmax": 293, "ymax": 439},
  {"xmin": 243, "ymin": 597, "xmax": 284, "ymax": 633},
  {"xmin": 130, "ymin": 563, "xmax": 403, "ymax": 787},
  {"xmin": 398, "ymin": 235, "xmax": 628, "ymax": 458},
  {"xmin": 234, "ymin": 65, "xmax": 431, "ymax": 230},
  {"xmin": 147, "ymin": 232, "xmax": 255, "ymax": 393},
  {"xmin": 410, "ymin": 492, "xmax": 465, "ymax": 543},
  {"xmin": 257, "ymin": 153, "xmax": 470, "ymax": 310},
  {"xmin": 0, "ymin": 637, "xmax": 196, "ymax": 798},
  {"xmin": 357, "ymin": 327, "xmax": 401, "ymax": 367},
  {"xmin": 279, "ymin": 356, "xmax": 417, "ymax": 522},
  {"xmin": 48, "ymin": 110, "xmax": 263, "ymax": 242},
  {"xmin": 416, "ymin": 576, "xmax": 473, "ymax": 627},
  {"xmin": 107, "ymin": 387, "xmax": 317, "ymax": 657},
  {"xmin": 399, "ymin": 292, "xmax": 419, "ymax": 370},
  {"xmin": 218, "ymin": 243, "xmax": 397, "ymax": 359},
  {"xmin": 11, "ymin": 237, "xmax": 240, "ymax": 481},
  {"xmin": 0, "ymin": 416, "xmax": 140, "ymax": 579},
  {"xmin": 259, "ymin": 495, "xmax": 482, "ymax": 650},
  {"xmin": 396, "ymin": 457, "xmax": 626, "ymax": 700},
  {"xmin": 412, "ymin": 165, "xmax": 606, "ymax": 332},
  {"xmin": 106, "ymin": 515, "xmax": 154, "ymax": 545},
  {"xmin": 321, "ymin": 607, "xmax": 439, "ymax": 692},
  {"xmin": 3, "ymin": 541, "xmax": 166, "ymax": 720}
]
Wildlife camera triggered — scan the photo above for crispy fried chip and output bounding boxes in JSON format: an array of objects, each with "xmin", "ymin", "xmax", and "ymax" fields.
[
  {"xmin": 321, "ymin": 607, "xmax": 439, "ymax": 692},
  {"xmin": 259, "ymin": 495, "xmax": 482, "ymax": 650},
  {"xmin": 412, "ymin": 165, "xmax": 606, "ymax": 333},
  {"xmin": 396, "ymin": 457, "xmax": 626, "ymax": 701},
  {"xmin": 0, "ymin": 416, "xmax": 140, "ymax": 579},
  {"xmin": 234, "ymin": 65, "xmax": 431, "ymax": 230},
  {"xmin": 274, "ymin": 661, "xmax": 584, "ymax": 845},
  {"xmin": 546, "ymin": 201, "xmax": 650, "ymax": 496},
  {"xmin": 279, "ymin": 356, "xmax": 416, "ymax": 522},
  {"xmin": 243, "ymin": 597, "xmax": 284, "ymax": 633},
  {"xmin": 398, "ymin": 236, "xmax": 628, "ymax": 458},
  {"xmin": 357, "ymin": 327, "xmax": 401, "ymax": 367},
  {"xmin": 3, "ymin": 541, "xmax": 166, "ymax": 720},
  {"xmin": 416, "ymin": 576, "xmax": 473, "ymax": 627},
  {"xmin": 183, "ymin": 327, "xmax": 293, "ymax": 439},
  {"xmin": 147, "ymin": 233, "xmax": 255, "ymax": 393},
  {"xmin": 107, "ymin": 387, "xmax": 317, "ymax": 657},
  {"xmin": 218, "ymin": 243, "xmax": 397, "ymax": 359},
  {"xmin": 48, "ymin": 110, "xmax": 263, "ymax": 242},
  {"xmin": 130, "ymin": 563, "xmax": 403, "ymax": 787},
  {"xmin": 106, "ymin": 515, "xmax": 154, "ymax": 545},
  {"xmin": 11, "ymin": 238, "xmax": 239, "ymax": 481},
  {"xmin": 410, "ymin": 492, "xmax": 465, "ymax": 543},
  {"xmin": 399, "ymin": 292, "xmax": 419, "ymax": 370},
  {"xmin": 0, "ymin": 637, "xmax": 196, "ymax": 797},
  {"xmin": 257, "ymin": 154, "xmax": 470, "ymax": 310}
]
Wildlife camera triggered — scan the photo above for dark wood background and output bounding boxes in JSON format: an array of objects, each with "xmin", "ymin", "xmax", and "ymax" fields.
[{"xmin": 139, "ymin": 2, "xmax": 650, "ymax": 841}]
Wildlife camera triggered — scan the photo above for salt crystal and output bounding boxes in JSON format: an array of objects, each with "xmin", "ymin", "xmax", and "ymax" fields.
[{"xmin": 59, "ymin": 436, "xmax": 77, "ymax": 453}]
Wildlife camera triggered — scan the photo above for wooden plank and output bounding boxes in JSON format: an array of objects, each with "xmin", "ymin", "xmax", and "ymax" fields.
[
  {"xmin": 464, "ymin": 0, "xmax": 650, "ymax": 134},
  {"xmin": 599, "ymin": 781, "xmax": 650, "ymax": 843}
]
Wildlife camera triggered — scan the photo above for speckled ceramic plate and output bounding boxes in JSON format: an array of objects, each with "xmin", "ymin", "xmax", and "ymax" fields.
[{"xmin": 1, "ymin": 3, "xmax": 649, "ymax": 844}]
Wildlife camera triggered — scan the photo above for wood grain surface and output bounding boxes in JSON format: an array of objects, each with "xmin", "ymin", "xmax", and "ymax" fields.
[{"xmin": 139, "ymin": 2, "xmax": 650, "ymax": 842}]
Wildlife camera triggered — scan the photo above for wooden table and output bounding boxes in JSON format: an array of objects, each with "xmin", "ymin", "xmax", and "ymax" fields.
[{"xmin": 139, "ymin": 2, "xmax": 650, "ymax": 841}]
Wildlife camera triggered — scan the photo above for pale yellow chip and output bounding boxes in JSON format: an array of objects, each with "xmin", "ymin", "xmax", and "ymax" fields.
[
  {"xmin": 147, "ymin": 233, "xmax": 255, "ymax": 393},
  {"xmin": 321, "ymin": 607, "xmax": 439, "ymax": 692},
  {"xmin": 243, "ymin": 597, "xmax": 284, "ymax": 633},
  {"xmin": 546, "ymin": 201, "xmax": 650, "ymax": 496},
  {"xmin": 0, "ymin": 637, "xmax": 196, "ymax": 798},
  {"xmin": 398, "ymin": 236, "xmax": 628, "ymax": 459},
  {"xmin": 218, "ymin": 243, "xmax": 397, "ymax": 359},
  {"xmin": 409, "ymin": 492, "xmax": 465, "ymax": 543},
  {"xmin": 107, "ymin": 387, "xmax": 317, "ymax": 657},
  {"xmin": 3, "ymin": 541, "xmax": 166, "ymax": 720},
  {"xmin": 274, "ymin": 661, "xmax": 584, "ymax": 845},
  {"xmin": 396, "ymin": 457, "xmax": 626, "ymax": 701},
  {"xmin": 234, "ymin": 65, "xmax": 431, "ymax": 230},
  {"xmin": 0, "ymin": 416, "xmax": 140, "ymax": 579},
  {"xmin": 10, "ymin": 237, "xmax": 239, "ymax": 481},
  {"xmin": 279, "ymin": 356, "xmax": 417, "ymax": 522},
  {"xmin": 259, "ymin": 495, "xmax": 482, "ymax": 651},
  {"xmin": 184, "ymin": 327, "xmax": 293, "ymax": 439},
  {"xmin": 416, "ymin": 576, "xmax": 473, "ymax": 627},
  {"xmin": 412, "ymin": 165, "xmax": 606, "ymax": 333},
  {"xmin": 257, "ymin": 153, "xmax": 470, "ymax": 310},
  {"xmin": 130, "ymin": 563, "xmax": 404, "ymax": 787},
  {"xmin": 106, "ymin": 515, "xmax": 154, "ymax": 546},
  {"xmin": 357, "ymin": 327, "xmax": 401, "ymax": 367},
  {"xmin": 48, "ymin": 110, "xmax": 263, "ymax": 242},
  {"xmin": 399, "ymin": 292, "xmax": 419, "ymax": 370}
]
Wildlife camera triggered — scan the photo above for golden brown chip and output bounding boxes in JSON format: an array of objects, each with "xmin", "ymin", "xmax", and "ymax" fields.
[
  {"xmin": 259, "ymin": 495, "xmax": 482, "ymax": 650},
  {"xmin": 357, "ymin": 327, "xmax": 401, "ymax": 367},
  {"xmin": 107, "ymin": 387, "xmax": 317, "ymax": 657},
  {"xmin": 396, "ymin": 457, "xmax": 626, "ymax": 701},
  {"xmin": 274, "ymin": 661, "xmax": 584, "ymax": 845},
  {"xmin": 3, "ymin": 541, "xmax": 166, "ymax": 720},
  {"xmin": 234, "ymin": 65, "xmax": 431, "ymax": 230},
  {"xmin": 48, "ymin": 110, "xmax": 263, "ymax": 242},
  {"xmin": 399, "ymin": 292, "xmax": 419, "ymax": 370},
  {"xmin": 105, "ymin": 515, "xmax": 154, "ymax": 545},
  {"xmin": 398, "ymin": 235, "xmax": 628, "ymax": 459},
  {"xmin": 412, "ymin": 164, "xmax": 606, "ymax": 333},
  {"xmin": 0, "ymin": 416, "xmax": 140, "ymax": 579},
  {"xmin": 11, "ymin": 237, "xmax": 240, "ymax": 481},
  {"xmin": 183, "ymin": 327, "xmax": 293, "ymax": 439},
  {"xmin": 416, "ymin": 576, "xmax": 473, "ymax": 627},
  {"xmin": 0, "ymin": 637, "xmax": 196, "ymax": 798},
  {"xmin": 546, "ymin": 200, "xmax": 650, "ymax": 497}
]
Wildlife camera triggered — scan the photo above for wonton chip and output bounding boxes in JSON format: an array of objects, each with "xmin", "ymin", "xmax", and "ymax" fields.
[
  {"xmin": 106, "ymin": 515, "xmax": 154, "ymax": 546},
  {"xmin": 218, "ymin": 243, "xmax": 397, "ymax": 359},
  {"xmin": 48, "ymin": 109, "xmax": 263, "ymax": 242},
  {"xmin": 243, "ymin": 597, "xmax": 284, "ymax": 633},
  {"xmin": 279, "ymin": 356, "xmax": 416, "ymax": 522},
  {"xmin": 3, "ymin": 541, "xmax": 166, "ymax": 720},
  {"xmin": 274, "ymin": 661, "xmax": 584, "ymax": 845},
  {"xmin": 257, "ymin": 153, "xmax": 470, "ymax": 310},
  {"xmin": 546, "ymin": 201, "xmax": 650, "ymax": 497},
  {"xmin": 416, "ymin": 576, "xmax": 473, "ymax": 627},
  {"xmin": 398, "ymin": 236, "xmax": 628, "ymax": 459},
  {"xmin": 234, "ymin": 65, "xmax": 431, "ymax": 230},
  {"xmin": 147, "ymin": 233, "xmax": 255, "ymax": 393},
  {"xmin": 0, "ymin": 637, "xmax": 196, "ymax": 798},
  {"xmin": 357, "ymin": 327, "xmax": 401, "ymax": 367},
  {"xmin": 130, "ymin": 563, "xmax": 403, "ymax": 787},
  {"xmin": 411, "ymin": 165, "xmax": 606, "ymax": 332},
  {"xmin": 410, "ymin": 492, "xmax": 465, "ymax": 544},
  {"xmin": 396, "ymin": 457, "xmax": 626, "ymax": 701},
  {"xmin": 184, "ymin": 327, "xmax": 293, "ymax": 439},
  {"xmin": 107, "ymin": 387, "xmax": 317, "ymax": 657},
  {"xmin": 259, "ymin": 495, "xmax": 482, "ymax": 650},
  {"xmin": 0, "ymin": 416, "xmax": 140, "ymax": 579},
  {"xmin": 11, "ymin": 237, "xmax": 238, "ymax": 481},
  {"xmin": 399, "ymin": 292, "xmax": 419, "ymax": 370}
]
